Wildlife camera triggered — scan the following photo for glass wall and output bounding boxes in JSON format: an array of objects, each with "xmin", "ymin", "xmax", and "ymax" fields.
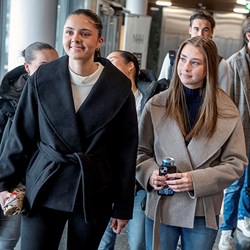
[
  {"xmin": 0, "ymin": 0, "xmax": 10, "ymax": 79},
  {"xmin": 0, "ymin": 0, "xmax": 129, "ymax": 79}
]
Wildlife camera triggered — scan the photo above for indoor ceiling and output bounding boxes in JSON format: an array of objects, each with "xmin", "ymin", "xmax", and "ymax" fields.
[{"xmin": 148, "ymin": 0, "xmax": 244, "ymax": 13}]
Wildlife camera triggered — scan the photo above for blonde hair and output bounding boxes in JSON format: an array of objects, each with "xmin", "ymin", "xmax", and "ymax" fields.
[{"xmin": 166, "ymin": 36, "xmax": 219, "ymax": 140}]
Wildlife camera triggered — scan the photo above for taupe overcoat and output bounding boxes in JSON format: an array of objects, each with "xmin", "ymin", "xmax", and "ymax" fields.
[{"xmin": 136, "ymin": 88, "xmax": 247, "ymax": 248}]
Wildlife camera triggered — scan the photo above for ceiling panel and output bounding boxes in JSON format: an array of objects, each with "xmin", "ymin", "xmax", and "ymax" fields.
[{"xmin": 148, "ymin": 0, "xmax": 243, "ymax": 13}]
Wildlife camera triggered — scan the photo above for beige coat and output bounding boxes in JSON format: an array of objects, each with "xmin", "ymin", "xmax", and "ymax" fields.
[
  {"xmin": 136, "ymin": 88, "xmax": 247, "ymax": 249},
  {"xmin": 228, "ymin": 46, "xmax": 250, "ymax": 154}
]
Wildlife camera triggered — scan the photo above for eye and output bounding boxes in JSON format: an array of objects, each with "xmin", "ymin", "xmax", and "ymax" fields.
[
  {"xmin": 179, "ymin": 57, "xmax": 186, "ymax": 63},
  {"xmin": 81, "ymin": 31, "xmax": 91, "ymax": 37},
  {"xmin": 65, "ymin": 30, "xmax": 73, "ymax": 36},
  {"xmin": 191, "ymin": 60, "xmax": 201, "ymax": 66}
]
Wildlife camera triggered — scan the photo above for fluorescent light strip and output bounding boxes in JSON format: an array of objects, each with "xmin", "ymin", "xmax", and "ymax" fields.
[
  {"xmin": 156, "ymin": 1, "xmax": 172, "ymax": 7},
  {"xmin": 233, "ymin": 7, "xmax": 249, "ymax": 13},
  {"xmin": 236, "ymin": 0, "xmax": 250, "ymax": 5}
]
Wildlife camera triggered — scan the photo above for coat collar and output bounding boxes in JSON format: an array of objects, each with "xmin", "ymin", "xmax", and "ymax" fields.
[
  {"xmin": 34, "ymin": 56, "xmax": 132, "ymax": 152},
  {"xmin": 234, "ymin": 46, "xmax": 250, "ymax": 92},
  {"xmin": 0, "ymin": 65, "xmax": 27, "ymax": 98},
  {"xmin": 150, "ymin": 90, "xmax": 239, "ymax": 172}
]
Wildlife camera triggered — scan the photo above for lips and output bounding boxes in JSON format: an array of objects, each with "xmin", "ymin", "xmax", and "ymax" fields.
[
  {"xmin": 70, "ymin": 46, "xmax": 83, "ymax": 50},
  {"xmin": 181, "ymin": 73, "xmax": 192, "ymax": 78}
]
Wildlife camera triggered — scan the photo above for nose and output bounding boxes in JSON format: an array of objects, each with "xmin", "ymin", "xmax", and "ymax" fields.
[
  {"xmin": 198, "ymin": 30, "xmax": 203, "ymax": 37},
  {"xmin": 71, "ymin": 32, "xmax": 80, "ymax": 42},
  {"xmin": 183, "ymin": 62, "xmax": 191, "ymax": 72}
]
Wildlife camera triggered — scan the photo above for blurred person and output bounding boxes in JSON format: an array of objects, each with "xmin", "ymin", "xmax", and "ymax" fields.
[
  {"xmin": 218, "ymin": 17, "xmax": 250, "ymax": 250},
  {"xmin": 0, "ymin": 41, "xmax": 58, "ymax": 250},
  {"xmin": 136, "ymin": 36, "xmax": 247, "ymax": 250},
  {"xmin": 0, "ymin": 9, "xmax": 138, "ymax": 250},
  {"xmin": 158, "ymin": 10, "xmax": 231, "ymax": 95}
]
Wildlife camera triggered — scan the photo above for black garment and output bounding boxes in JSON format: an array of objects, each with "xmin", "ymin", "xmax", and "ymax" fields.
[
  {"xmin": 0, "ymin": 65, "xmax": 27, "ymax": 141},
  {"xmin": 183, "ymin": 85, "xmax": 203, "ymax": 145},
  {"xmin": 137, "ymin": 69, "xmax": 169, "ymax": 113},
  {"xmin": 21, "ymin": 206, "xmax": 110, "ymax": 250},
  {"xmin": 0, "ymin": 65, "xmax": 27, "ymax": 101},
  {"xmin": 0, "ymin": 56, "xmax": 138, "ymax": 224}
]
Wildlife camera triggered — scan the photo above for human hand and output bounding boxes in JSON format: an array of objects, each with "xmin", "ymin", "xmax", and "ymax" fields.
[
  {"xmin": 149, "ymin": 169, "xmax": 167, "ymax": 190},
  {"xmin": 110, "ymin": 218, "xmax": 128, "ymax": 234},
  {"xmin": 0, "ymin": 191, "xmax": 13, "ymax": 210},
  {"xmin": 165, "ymin": 172, "xmax": 193, "ymax": 192}
]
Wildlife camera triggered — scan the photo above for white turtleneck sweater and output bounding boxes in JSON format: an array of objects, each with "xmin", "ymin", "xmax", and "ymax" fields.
[{"xmin": 69, "ymin": 62, "xmax": 104, "ymax": 112}]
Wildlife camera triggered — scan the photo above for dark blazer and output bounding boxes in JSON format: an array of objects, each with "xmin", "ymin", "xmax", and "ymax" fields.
[{"xmin": 0, "ymin": 56, "xmax": 138, "ymax": 223}]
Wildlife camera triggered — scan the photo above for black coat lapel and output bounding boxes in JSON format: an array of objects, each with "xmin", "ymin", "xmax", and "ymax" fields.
[
  {"xmin": 78, "ymin": 57, "xmax": 132, "ymax": 137},
  {"xmin": 35, "ymin": 56, "xmax": 81, "ymax": 151},
  {"xmin": 35, "ymin": 56, "xmax": 132, "ymax": 151}
]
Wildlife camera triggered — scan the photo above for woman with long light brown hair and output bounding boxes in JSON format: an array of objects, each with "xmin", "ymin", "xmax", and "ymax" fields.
[{"xmin": 136, "ymin": 36, "xmax": 247, "ymax": 250}]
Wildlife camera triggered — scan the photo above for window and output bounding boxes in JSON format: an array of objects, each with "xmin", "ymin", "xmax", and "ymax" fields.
[{"xmin": 0, "ymin": 0, "xmax": 10, "ymax": 79}]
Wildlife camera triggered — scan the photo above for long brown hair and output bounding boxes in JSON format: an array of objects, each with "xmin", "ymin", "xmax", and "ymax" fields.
[{"xmin": 166, "ymin": 36, "xmax": 219, "ymax": 140}]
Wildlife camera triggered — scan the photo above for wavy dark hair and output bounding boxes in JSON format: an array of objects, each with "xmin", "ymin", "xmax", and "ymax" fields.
[{"xmin": 189, "ymin": 10, "xmax": 215, "ymax": 30}]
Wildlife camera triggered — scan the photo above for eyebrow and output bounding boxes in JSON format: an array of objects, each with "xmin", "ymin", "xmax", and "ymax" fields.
[
  {"xmin": 180, "ymin": 53, "xmax": 202, "ymax": 61},
  {"xmin": 64, "ymin": 27, "xmax": 91, "ymax": 32},
  {"xmin": 192, "ymin": 26, "xmax": 210, "ymax": 29}
]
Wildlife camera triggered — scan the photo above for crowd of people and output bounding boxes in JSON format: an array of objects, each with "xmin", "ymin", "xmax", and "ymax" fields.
[{"xmin": 0, "ymin": 7, "xmax": 249, "ymax": 250}]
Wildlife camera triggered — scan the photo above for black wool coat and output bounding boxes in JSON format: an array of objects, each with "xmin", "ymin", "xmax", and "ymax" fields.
[{"xmin": 0, "ymin": 56, "xmax": 138, "ymax": 223}]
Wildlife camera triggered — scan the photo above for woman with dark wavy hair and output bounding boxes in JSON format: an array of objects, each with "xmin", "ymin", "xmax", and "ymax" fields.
[{"xmin": 0, "ymin": 9, "xmax": 138, "ymax": 250}]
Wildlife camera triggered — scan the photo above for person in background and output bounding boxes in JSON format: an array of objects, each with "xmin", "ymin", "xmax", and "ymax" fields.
[
  {"xmin": 0, "ymin": 9, "xmax": 138, "ymax": 250},
  {"xmin": 0, "ymin": 41, "xmax": 58, "ymax": 250},
  {"xmin": 136, "ymin": 36, "xmax": 247, "ymax": 250},
  {"xmin": 158, "ymin": 10, "xmax": 231, "ymax": 95},
  {"xmin": 218, "ymin": 17, "xmax": 250, "ymax": 250},
  {"xmin": 99, "ymin": 50, "xmax": 160, "ymax": 250}
]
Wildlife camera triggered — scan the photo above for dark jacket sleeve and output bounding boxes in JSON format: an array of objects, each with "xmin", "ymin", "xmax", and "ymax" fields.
[
  {"xmin": 0, "ymin": 79, "xmax": 38, "ymax": 191},
  {"xmin": 0, "ymin": 99, "xmax": 16, "ymax": 142},
  {"xmin": 111, "ymin": 91, "xmax": 138, "ymax": 219}
]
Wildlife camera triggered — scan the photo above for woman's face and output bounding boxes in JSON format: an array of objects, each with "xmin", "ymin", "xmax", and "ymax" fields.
[
  {"xmin": 63, "ymin": 14, "xmax": 103, "ymax": 63},
  {"xmin": 177, "ymin": 43, "xmax": 207, "ymax": 89},
  {"xmin": 24, "ymin": 49, "xmax": 58, "ymax": 75},
  {"xmin": 107, "ymin": 52, "xmax": 131, "ymax": 78}
]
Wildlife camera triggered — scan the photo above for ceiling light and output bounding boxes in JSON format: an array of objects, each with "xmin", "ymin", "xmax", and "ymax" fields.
[
  {"xmin": 233, "ymin": 7, "xmax": 249, "ymax": 13},
  {"xmin": 150, "ymin": 7, "xmax": 160, "ymax": 11},
  {"xmin": 236, "ymin": 0, "xmax": 250, "ymax": 4},
  {"xmin": 156, "ymin": 1, "xmax": 172, "ymax": 7}
]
